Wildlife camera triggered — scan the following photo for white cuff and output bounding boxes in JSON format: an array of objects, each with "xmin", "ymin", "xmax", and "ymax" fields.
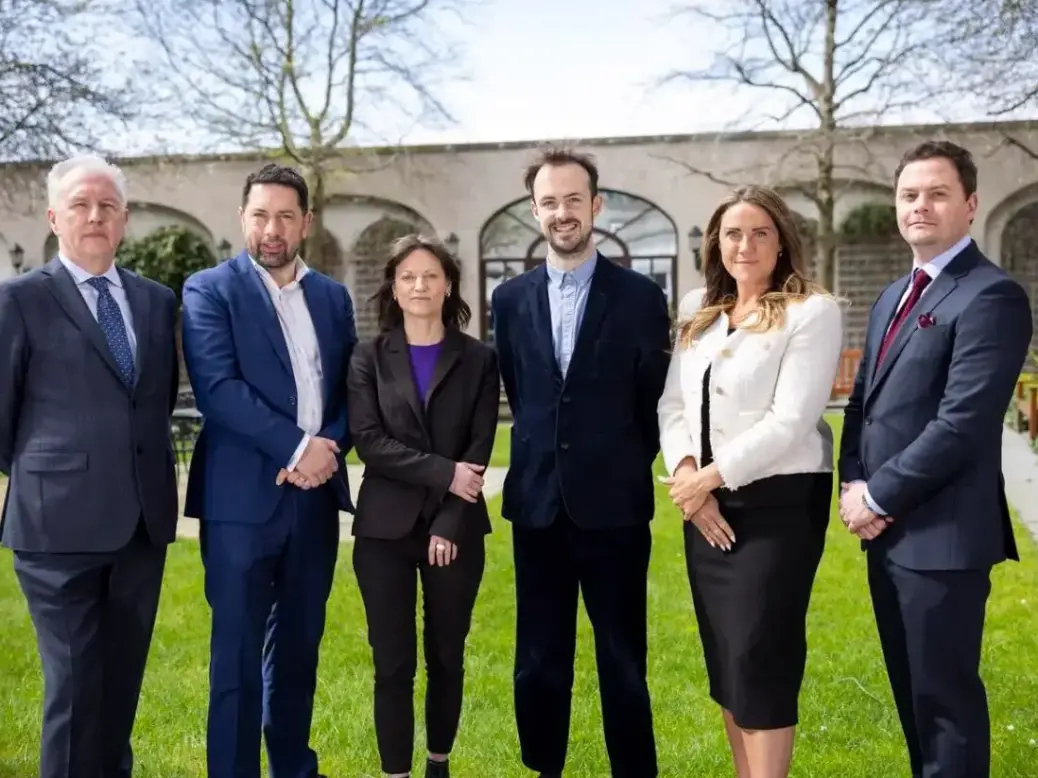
[{"xmin": 287, "ymin": 433, "xmax": 310, "ymax": 471}]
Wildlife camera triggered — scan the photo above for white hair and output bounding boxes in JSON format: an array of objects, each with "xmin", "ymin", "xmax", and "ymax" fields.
[{"xmin": 47, "ymin": 153, "xmax": 128, "ymax": 208}]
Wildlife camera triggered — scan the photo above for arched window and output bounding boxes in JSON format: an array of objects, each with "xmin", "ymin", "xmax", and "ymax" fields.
[
  {"xmin": 1002, "ymin": 200, "xmax": 1038, "ymax": 354},
  {"xmin": 479, "ymin": 189, "xmax": 678, "ymax": 342}
]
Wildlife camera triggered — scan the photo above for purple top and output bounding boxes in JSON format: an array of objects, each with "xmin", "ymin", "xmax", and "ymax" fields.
[{"xmin": 409, "ymin": 342, "xmax": 443, "ymax": 401}]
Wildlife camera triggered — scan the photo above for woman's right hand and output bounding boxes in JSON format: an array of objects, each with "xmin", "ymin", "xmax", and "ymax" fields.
[
  {"xmin": 685, "ymin": 494, "xmax": 736, "ymax": 551},
  {"xmin": 449, "ymin": 462, "xmax": 485, "ymax": 502}
]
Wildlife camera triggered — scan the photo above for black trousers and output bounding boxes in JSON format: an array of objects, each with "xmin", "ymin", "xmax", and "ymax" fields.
[
  {"xmin": 13, "ymin": 522, "xmax": 167, "ymax": 778},
  {"xmin": 353, "ymin": 524, "xmax": 486, "ymax": 775},
  {"xmin": 868, "ymin": 552, "xmax": 992, "ymax": 778},
  {"xmin": 512, "ymin": 514, "xmax": 657, "ymax": 778}
]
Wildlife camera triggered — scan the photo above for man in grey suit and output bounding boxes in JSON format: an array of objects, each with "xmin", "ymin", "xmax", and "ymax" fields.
[
  {"xmin": 839, "ymin": 140, "xmax": 1032, "ymax": 778},
  {"xmin": 0, "ymin": 154, "xmax": 180, "ymax": 778}
]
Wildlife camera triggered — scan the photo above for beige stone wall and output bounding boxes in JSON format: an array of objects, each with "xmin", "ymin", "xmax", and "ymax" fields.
[{"xmin": 2, "ymin": 120, "xmax": 1037, "ymax": 344}]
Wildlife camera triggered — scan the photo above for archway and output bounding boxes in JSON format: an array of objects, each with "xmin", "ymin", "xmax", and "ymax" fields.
[
  {"xmin": 1002, "ymin": 201, "xmax": 1038, "ymax": 356},
  {"xmin": 479, "ymin": 189, "xmax": 679, "ymax": 342},
  {"xmin": 349, "ymin": 217, "xmax": 419, "ymax": 339}
]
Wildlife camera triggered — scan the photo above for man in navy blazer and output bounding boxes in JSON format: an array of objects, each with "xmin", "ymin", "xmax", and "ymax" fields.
[
  {"xmin": 491, "ymin": 148, "xmax": 671, "ymax": 778},
  {"xmin": 0, "ymin": 154, "xmax": 179, "ymax": 778},
  {"xmin": 839, "ymin": 141, "xmax": 1032, "ymax": 778},
  {"xmin": 181, "ymin": 163, "xmax": 357, "ymax": 778}
]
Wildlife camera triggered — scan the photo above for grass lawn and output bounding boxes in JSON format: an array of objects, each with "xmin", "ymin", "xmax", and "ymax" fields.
[{"xmin": 2, "ymin": 417, "xmax": 1038, "ymax": 777}]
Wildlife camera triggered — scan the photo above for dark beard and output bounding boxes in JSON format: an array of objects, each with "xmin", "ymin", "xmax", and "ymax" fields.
[{"xmin": 249, "ymin": 240, "xmax": 294, "ymax": 269}]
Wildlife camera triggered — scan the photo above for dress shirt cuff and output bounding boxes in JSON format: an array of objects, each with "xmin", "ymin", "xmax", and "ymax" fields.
[
  {"xmin": 863, "ymin": 485, "xmax": 888, "ymax": 516},
  {"xmin": 287, "ymin": 433, "xmax": 310, "ymax": 471}
]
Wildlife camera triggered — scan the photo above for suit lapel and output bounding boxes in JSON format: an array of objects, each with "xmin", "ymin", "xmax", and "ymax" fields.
[
  {"xmin": 868, "ymin": 246, "xmax": 975, "ymax": 397},
  {"xmin": 119, "ymin": 268, "xmax": 150, "ymax": 389},
  {"xmin": 565, "ymin": 261, "xmax": 608, "ymax": 379},
  {"xmin": 42, "ymin": 258, "xmax": 128, "ymax": 389},
  {"xmin": 300, "ymin": 274, "xmax": 334, "ymax": 405},
  {"xmin": 864, "ymin": 278, "xmax": 907, "ymax": 396},
  {"xmin": 233, "ymin": 252, "xmax": 293, "ymax": 379},
  {"xmin": 425, "ymin": 328, "xmax": 464, "ymax": 404},
  {"xmin": 385, "ymin": 328, "xmax": 429, "ymax": 437},
  {"xmin": 527, "ymin": 265, "xmax": 562, "ymax": 381}
]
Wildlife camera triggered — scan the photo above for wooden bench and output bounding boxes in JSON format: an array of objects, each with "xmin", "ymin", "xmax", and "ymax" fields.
[
  {"xmin": 832, "ymin": 348, "xmax": 863, "ymax": 398},
  {"xmin": 1014, "ymin": 379, "xmax": 1038, "ymax": 442}
]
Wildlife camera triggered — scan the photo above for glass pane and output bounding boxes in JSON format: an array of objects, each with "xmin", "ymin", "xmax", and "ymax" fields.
[
  {"xmin": 619, "ymin": 209, "xmax": 678, "ymax": 256},
  {"xmin": 631, "ymin": 257, "xmax": 675, "ymax": 303},
  {"xmin": 595, "ymin": 233, "xmax": 626, "ymax": 261},
  {"xmin": 480, "ymin": 201, "xmax": 542, "ymax": 258}
]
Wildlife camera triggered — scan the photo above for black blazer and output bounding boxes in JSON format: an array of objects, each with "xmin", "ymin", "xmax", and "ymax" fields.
[{"xmin": 346, "ymin": 326, "xmax": 500, "ymax": 542}]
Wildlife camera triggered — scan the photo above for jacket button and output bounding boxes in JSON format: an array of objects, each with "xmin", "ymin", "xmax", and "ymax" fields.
[
  {"xmin": 289, "ymin": 395, "xmax": 296, "ymax": 406},
  {"xmin": 720, "ymin": 348, "xmax": 733, "ymax": 357},
  {"xmin": 865, "ymin": 417, "xmax": 872, "ymax": 425},
  {"xmin": 715, "ymin": 386, "xmax": 726, "ymax": 396},
  {"xmin": 560, "ymin": 442, "xmax": 570, "ymax": 450}
]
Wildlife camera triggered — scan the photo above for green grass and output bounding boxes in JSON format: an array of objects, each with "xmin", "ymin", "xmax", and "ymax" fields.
[{"xmin": 2, "ymin": 417, "xmax": 1038, "ymax": 777}]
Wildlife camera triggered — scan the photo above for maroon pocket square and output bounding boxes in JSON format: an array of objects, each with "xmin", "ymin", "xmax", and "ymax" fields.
[{"xmin": 918, "ymin": 313, "xmax": 936, "ymax": 328}]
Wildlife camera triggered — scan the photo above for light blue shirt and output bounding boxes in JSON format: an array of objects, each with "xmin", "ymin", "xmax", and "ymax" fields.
[
  {"xmin": 545, "ymin": 253, "xmax": 598, "ymax": 376},
  {"xmin": 863, "ymin": 234, "xmax": 971, "ymax": 516},
  {"xmin": 59, "ymin": 254, "xmax": 138, "ymax": 364}
]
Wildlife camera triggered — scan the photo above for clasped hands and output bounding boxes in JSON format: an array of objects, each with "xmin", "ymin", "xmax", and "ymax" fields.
[
  {"xmin": 838, "ymin": 480, "xmax": 892, "ymax": 540},
  {"xmin": 659, "ymin": 459, "xmax": 735, "ymax": 551},
  {"xmin": 275, "ymin": 436, "xmax": 341, "ymax": 489}
]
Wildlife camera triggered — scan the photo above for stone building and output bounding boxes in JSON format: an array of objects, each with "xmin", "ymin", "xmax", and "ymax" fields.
[{"xmin": 2, "ymin": 119, "xmax": 1037, "ymax": 354}]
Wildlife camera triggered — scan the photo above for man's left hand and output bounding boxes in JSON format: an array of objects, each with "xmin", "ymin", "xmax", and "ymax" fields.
[
  {"xmin": 276, "ymin": 468, "xmax": 312, "ymax": 489},
  {"xmin": 839, "ymin": 479, "xmax": 894, "ymax": 538}
]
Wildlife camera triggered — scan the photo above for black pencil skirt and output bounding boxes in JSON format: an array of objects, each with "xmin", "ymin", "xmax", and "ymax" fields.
[{"xmin": 683, "ymin": 471, "xmax": 832, "ymax": 730}]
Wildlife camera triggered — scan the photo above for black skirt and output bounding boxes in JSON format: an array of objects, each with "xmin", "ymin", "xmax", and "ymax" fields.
[{"xmin": 687, "ymin": 363, "xmax": 832, "ymax": 729}]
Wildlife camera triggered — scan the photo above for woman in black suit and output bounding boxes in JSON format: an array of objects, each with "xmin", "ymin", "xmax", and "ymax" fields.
[{"xmin": 346, "ymin": 234, "xmax": 500, "ymax": 778}]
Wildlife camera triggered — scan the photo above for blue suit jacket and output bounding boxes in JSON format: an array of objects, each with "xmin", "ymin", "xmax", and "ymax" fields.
[
  {"xmin": 490, "ymin": 258, "xmax": 672, "ymax": 529},
  {"xmin": 838, "ymin": 241, "xmax": 1032, "ymax": 570},
  {"xmin": 181, "ymin": 252, "xmax": 358, "ymax": 525}
]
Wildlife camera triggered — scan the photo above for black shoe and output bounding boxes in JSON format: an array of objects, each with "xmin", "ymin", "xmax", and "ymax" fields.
[{"xmin": 425, "ymin": 757, "xmax": 449, "ymax": 778}]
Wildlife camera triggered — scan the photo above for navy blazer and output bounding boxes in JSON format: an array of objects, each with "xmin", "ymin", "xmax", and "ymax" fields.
[
  {"xmin": 0, "ymin": 259, "xmax": 180, "ymax": 553},
  {"xmin": 838, "ymin": 241, "xmax": 1032, "ymax": 570},
  {"xmin": 181, "ymin": 252, "xmax": 358, "ymax": 525},
  {"xmin": 491, "ymin": 258, "xmax": 672, "ymax": 529}
]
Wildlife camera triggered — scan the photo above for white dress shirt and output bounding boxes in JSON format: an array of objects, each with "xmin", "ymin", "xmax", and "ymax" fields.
[
  {"xmin": 658, "ymin": 289, "xmax": 844, "ymax": 490},
  {"xmin": 864, "ymin": 233, "xmax": 972, "ymax": 514},
  {"xmin": 59, "ymin": 254, "xmax": 138, "ymax": 364},
  {"xmin": 250, "ymin": 258, "xmax": 325, "ymax": 469}
]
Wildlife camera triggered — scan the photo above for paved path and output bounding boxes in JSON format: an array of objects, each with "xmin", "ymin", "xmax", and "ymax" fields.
[
  {"xmin": 1001, "ymin": 428, "xmax": 1038, "ymax": 543},
  {"xmin": 174, "ymin": 465, "xmax": 509, "ymax": 541}
]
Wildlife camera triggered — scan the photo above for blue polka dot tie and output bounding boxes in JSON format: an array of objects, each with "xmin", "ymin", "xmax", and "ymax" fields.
[{"xmin": 86, "ymin": 276, "xmax": 135, "ymax": 385}]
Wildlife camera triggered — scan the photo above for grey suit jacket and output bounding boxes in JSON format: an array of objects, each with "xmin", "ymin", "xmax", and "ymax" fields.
[
  {"xmin": 0, "ymin": 258, "xmax": 180, "ymax": 553},
  {"xmin": 838, "ymin": 241, "xmax": 1032, "ymax": 571}
]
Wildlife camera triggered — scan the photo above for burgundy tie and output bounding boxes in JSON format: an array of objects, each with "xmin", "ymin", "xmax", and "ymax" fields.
[{"xmin": 877, "ymin": 269, "xmax": 931, "ymax": 366}]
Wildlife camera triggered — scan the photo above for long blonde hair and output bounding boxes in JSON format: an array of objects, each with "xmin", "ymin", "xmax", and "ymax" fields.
[{"xmin": 679, "ymin": 185, "xmax": 830, "ymax": 348}]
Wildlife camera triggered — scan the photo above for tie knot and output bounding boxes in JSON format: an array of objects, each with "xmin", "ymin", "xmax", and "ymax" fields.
[
  {"xmin": 912, "ymin": 269, "xmax": 932, "ymax": 291},
  {"xmin": 86, "ymin": 276, "xmax": 110, "ymax": 293}
]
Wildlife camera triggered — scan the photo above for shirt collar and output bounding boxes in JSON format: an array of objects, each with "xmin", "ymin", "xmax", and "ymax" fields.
[
  {"xmin": 545, "ymin": 251, "xmax": 598, "ymax": 287},
  {"xmin": 915, "ymin": 234, "xmax": 971, "ymax": 278},
  {"xmin": 250, "ymin": 255, "xmax": 310, "ymax": 291},
  {"xmin": 59, "ymin": 254, "xmax": 122, "ymax": 288}
]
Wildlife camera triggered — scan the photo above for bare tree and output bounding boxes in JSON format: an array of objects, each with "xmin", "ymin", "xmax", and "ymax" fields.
[
  {"xmin": 657, "ymin": 0, "xmax": 949, "ymax": 290},
  {"xmin": 935, "ymin": 0, "xmax": 1038, "ymax": 160},
  {"xmin": 0, "ymin": 0, "xmax": 140, "ymax": 162},
  {"xmin": 132, "ymin": 0, "xmax": 466, "ymax": 270}
]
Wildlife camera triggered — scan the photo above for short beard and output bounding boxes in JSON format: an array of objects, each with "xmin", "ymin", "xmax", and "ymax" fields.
[
  {"xmin": 548, "ymin": 228, "xmax": 593, "ymax": 258},
  {"xmin": 249, "ymin": 240, "xmax": 295, "ymax": 269}
]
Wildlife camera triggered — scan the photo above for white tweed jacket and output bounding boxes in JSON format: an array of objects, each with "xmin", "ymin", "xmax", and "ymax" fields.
[{"xmin": 657, "ymin": 288, "xmax": 844, "ymax": 490}]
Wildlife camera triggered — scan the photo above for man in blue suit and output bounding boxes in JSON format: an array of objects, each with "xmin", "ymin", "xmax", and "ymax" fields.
[
  {"xmin": 839, "ymin": 141, "xmax": 1032, "ymax": 778},
  {"xmin": 490, "ymin": 148, "xmax": 671, "ymax": 778},
  {"xmin": 181, "ymin": 163, "xmax": 358, "ymax": 778}
]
